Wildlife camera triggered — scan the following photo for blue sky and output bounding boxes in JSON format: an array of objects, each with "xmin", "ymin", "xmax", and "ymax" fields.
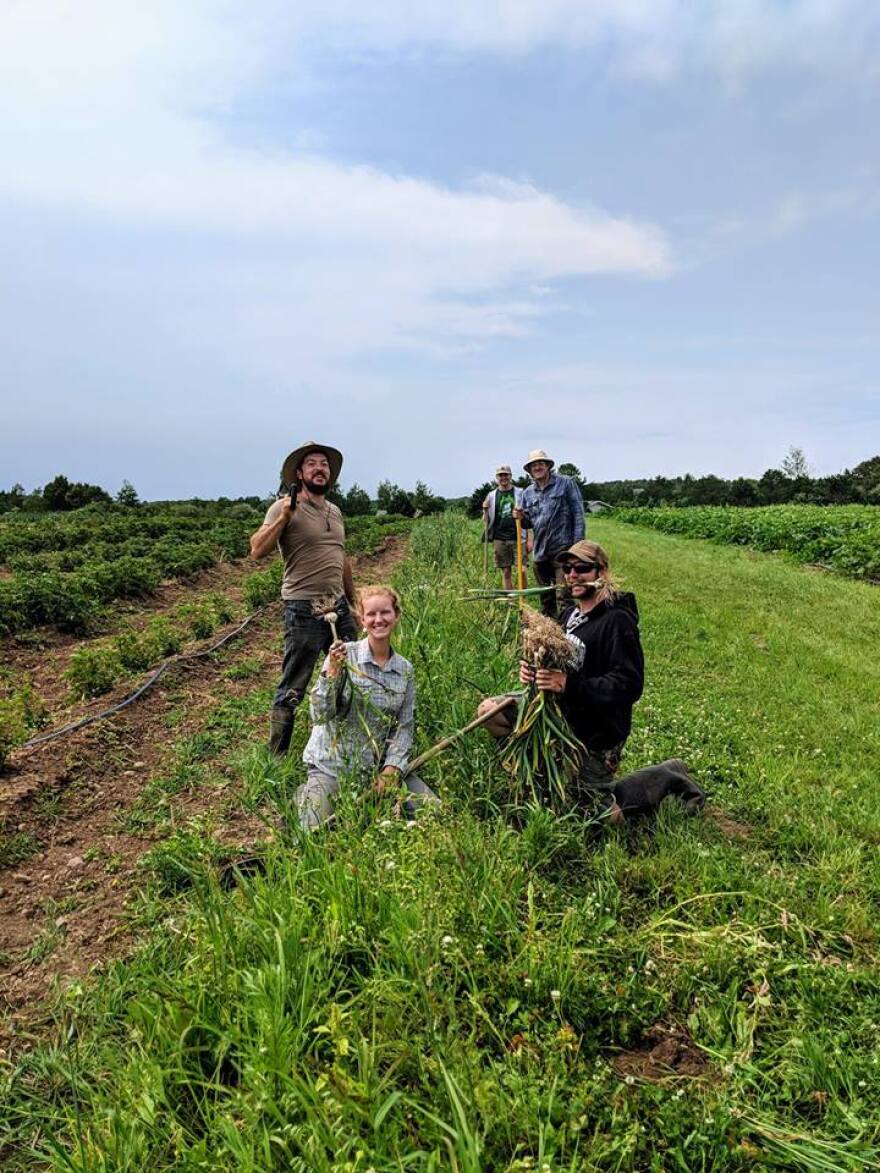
[{"xmin": 1, "ymin": 1, "xmax": 878, "ymax": 499}]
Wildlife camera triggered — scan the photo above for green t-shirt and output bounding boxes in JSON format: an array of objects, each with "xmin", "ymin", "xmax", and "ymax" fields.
[{"xmin": 494, "ymin": 489, "xmax": 516, "ymax": 540}]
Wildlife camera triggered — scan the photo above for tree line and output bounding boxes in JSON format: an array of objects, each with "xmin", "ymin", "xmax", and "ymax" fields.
[
  {"xmin": 0, "ymin": 474, "xmax": 451, "ymax": 518},
  {"xmin": 468, "ymin": 450, "xmax": 880, "ymax": 515},
  {"xmin": 6, "ymin": 449, "xmax": 878, "ymax": 518}
]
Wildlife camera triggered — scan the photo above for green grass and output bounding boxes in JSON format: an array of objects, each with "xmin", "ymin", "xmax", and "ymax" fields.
[{"xmin": 1, "ymin": 514, "xmax": 879, "ymax": 1170}]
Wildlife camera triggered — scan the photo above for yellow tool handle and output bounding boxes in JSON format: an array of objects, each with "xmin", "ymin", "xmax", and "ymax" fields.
[{"xmin": 515, "ymin": 517, "xmax": 526, "ymax": 591}]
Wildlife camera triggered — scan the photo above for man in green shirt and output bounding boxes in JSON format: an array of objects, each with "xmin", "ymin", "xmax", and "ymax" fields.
[{"xmin": 481, "ymin": 465, "xmax": 526, "ymax": 591}]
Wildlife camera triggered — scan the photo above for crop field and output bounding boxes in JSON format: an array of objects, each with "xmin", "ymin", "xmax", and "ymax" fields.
[
  {"xmin": 2, "ymin": 512, "xmax": 880, "ymax": 1170},
  {"xmin": 0, "ymin": 504, "xmax": 412, "ymax": 637},
  {"xmin": 614, "ymin": 504, "xmax": 880, "ymax": 581},
  {"xmin": 0, "ymin": 509, "xmax": 412, "ymax": 768}
]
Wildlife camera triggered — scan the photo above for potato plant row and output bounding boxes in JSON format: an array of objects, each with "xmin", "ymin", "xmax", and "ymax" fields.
[
  {"xmin": 0, "ymin": 507, "xmax": 412, "ymax": 636},
  {"xmin": 614, "ymin": 504, "xmax": 880, "ymax": 580}
]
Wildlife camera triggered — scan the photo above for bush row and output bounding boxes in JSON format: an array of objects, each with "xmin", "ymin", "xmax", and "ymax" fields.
[
  {"xmin": 64, "ymin": 597, "xmax": 237, "ymax": 700},
  {"xmin": 614, "ymin": 504, "xmax": 880, "ymax": 580}
]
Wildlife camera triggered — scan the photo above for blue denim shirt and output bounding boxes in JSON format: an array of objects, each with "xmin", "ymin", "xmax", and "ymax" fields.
[{"xmin": 521, "ymin": 473, "xmax": 585, "ymax": 561}]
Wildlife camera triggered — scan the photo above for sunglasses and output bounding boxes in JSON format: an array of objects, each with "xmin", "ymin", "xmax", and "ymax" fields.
[{"xmin": 562, "ymin": 561, "xmax": 601, "ymax": 575}]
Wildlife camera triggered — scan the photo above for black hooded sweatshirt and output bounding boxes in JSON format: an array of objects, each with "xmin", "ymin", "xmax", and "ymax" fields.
[{"xmin": 557, "ymin": 592, "xmax": 645, "ymax": 753}]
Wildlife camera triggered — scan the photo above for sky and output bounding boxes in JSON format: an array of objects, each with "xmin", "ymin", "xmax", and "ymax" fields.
[{"xmin": 1, "ymin": 0, "xmax": 878, "ymax": 500}]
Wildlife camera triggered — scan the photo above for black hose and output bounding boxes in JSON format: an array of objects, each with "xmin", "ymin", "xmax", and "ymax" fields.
[{"xmin": 16, "ymin": 605, "xmax": 272, "ymax": 753}]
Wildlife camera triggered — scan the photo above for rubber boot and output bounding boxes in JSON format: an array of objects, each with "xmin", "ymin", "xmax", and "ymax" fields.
[
  {"xmin": 613, "ymin": 760, "xmax": 705, "ymax": 818},
  {"xmin": 268, "ymin": 706, "xmax": 294, "ymax": 755}
]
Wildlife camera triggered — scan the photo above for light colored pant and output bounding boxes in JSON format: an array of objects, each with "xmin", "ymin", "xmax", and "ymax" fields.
[{"xmin": 296, "ymin": 768, "xmax": 439, "ymax": 830}]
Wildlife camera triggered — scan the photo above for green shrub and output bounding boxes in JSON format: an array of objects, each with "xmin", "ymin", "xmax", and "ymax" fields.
[
  {"xmin": 178, "ymin": 600, "xmax": 217, "ymax": 640},
  {"xmin": 0, "ymin": 698, "xmax": 29, "ymax": 769},
  {"xmin": 243, "ymin": 561, "xmax": 282, "ymax": 610},
  {"xmin": 206, "ymin": 591, "xmax": 235, "ymax": 625},
  {"xmin": 143, "ymin": 616, "xmax": 183, "ymax": 660},
  {"xmin": 114, "ymin": 627, "xmax": 154, "ymax": 673},
  {"xmin": 65, "ymin": 645, "xmax": 123, "ymax": 699}
]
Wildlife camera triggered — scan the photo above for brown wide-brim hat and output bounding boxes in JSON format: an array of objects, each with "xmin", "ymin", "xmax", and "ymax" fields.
[
  {"xmin": 559, "ymin": 541, "xmax": 601, "ymax": 565},
  {"xmin": 281, "ymin": 441, "xmax": 344, "ymax": 488},
  {"xmin": 523, "ymin": 448, "xmax": 555, "ymax": 473}
]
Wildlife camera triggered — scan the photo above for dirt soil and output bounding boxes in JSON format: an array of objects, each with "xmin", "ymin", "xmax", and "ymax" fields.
[
  {"xmin": 706, "ymin": 807, "xmax": 753, "ymax": 840},
  {"xmin": 0, "ymin": 558, "xmax": 259, "ymax": 718},
  {"xmin": 611, "ymin": 1023, "xmax": 714, "ymax": 1082},
  {"xmin": 0, "ymin": 537, "xmax": 408, "ymax": 1051}
]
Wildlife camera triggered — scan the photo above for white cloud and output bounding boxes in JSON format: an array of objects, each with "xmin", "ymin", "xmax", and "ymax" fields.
[{"xmin": 0, "ymin": 0, "xmax": 672, "ymax": 368}]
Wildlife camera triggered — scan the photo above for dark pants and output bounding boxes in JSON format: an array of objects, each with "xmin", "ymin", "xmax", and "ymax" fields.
[
  {"xmin": 273, "ymin": 597, "xmax": 358, "ymax": 711},
  {"xmin": 573, "ymin": 743, "xmax": 623, "ymax": 814},
  {"xmin": 533, "ymin": 557, "xmax": 568, "ymax": 619}
]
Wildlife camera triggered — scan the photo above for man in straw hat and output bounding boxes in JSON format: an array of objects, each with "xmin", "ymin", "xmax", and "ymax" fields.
[
  {"xmin": 481, "ymin": 464, "xmax": 526, "ymax": 591},
  {"xmin": 249, "ymin": 441, "xmax": 359, "ymax": 755},
  {"xmin": 513, "ymin": 448, "xmax": 585, "ymax": 619}
]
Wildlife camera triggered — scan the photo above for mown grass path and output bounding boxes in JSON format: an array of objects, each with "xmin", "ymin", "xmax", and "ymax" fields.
[{"xmin": 2, "ymin": 515, "xmax": 878, "ymax": 1171}]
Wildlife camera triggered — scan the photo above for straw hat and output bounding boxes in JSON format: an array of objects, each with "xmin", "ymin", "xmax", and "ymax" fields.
[
  {"xmin": 281, "ymin": 441, "xmax": 343, "ymax": 488},
  {"xmin": 523, "ymin": 448, "xmax": 555, "ymax": 473}
]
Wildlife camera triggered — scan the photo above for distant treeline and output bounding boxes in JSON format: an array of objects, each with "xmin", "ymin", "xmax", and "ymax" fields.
[
  {"xmin": 6, "ymin": 452, "xmax": 878, "ymax": 518},
  {"xmin": 468, "ymin": 452, "xmax": 880, "ymax": 515},
  {"xmin": 0, "ymin": 474, "xmax": 452, "ymax": 518}
]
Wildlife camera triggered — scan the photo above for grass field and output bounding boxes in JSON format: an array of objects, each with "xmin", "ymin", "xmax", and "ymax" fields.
[{"xmin": 2, "ymin": 514, "xmax": 879, "ymax": 1170}]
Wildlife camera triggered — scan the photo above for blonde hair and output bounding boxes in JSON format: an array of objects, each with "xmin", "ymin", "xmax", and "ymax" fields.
[
  {"xmin": 358, "ymin": 584, "xmax": 401, "ymax": 615},
  {"xmin": 572, "ymin": 541, "xmax": 622, "ymax": 603}
]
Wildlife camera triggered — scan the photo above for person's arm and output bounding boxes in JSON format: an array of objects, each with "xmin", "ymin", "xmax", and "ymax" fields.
[
  {"xmin": 309, "ymin": 643, "xmax": 348, "ymax": 722},
  {"xmin": 380, "ymin": 672, "xmax": 415, "ymax": 775},
  {"xmin": 342, "ymin": 557, "xmax": 358, "ymax": 617},
  {"xmin": 567, "ymin": 479, "xmax": 586, "ymax": 543},
  {"xmin": 513, "ymin": 488, "xmax": 532, "ymax": 529},
  {"xmin": 249, "ymin": 499, "xmax": 291, "ymax": 560},
  {"xmin": 564, "ymin": 616, "xmax": 644, "ymax": 707}
]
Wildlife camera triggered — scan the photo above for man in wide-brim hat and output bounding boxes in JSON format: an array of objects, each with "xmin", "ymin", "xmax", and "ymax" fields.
[
  {"xmin": 513, "ymin": 448, "xmax": 586, "ymax": 620},
  {"xmin": 249, "ymin": 441, "xmax": 359, "ymax": 754}
]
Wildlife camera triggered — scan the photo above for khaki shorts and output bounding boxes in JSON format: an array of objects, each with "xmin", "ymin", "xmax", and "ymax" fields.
[{"xmin": 494, "ymin": 539, "xmax": 517, "ymax": 568}]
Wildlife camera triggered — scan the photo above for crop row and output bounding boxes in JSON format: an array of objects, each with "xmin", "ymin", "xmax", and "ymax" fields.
[
  {"xmin": 0, "ymin": 502, "xmax": 260, "ymax": 561},
  {"xmin": 0, "ymin": 509, "xmax": 412, "ymax": 636},
  {"xmin": 614, "ymin": 504, "xmax": 880, "ymax": 579}
]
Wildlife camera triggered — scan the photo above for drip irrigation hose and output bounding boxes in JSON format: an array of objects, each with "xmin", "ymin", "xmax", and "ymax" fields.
[{"xmin": 15, "ymin": 605, "xmax": 272, "ymax": 753}]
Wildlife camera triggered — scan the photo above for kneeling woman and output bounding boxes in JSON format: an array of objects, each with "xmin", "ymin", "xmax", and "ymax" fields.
[{"xmin": 297, "ymin": 585, "xmax": 438, "ymax": 829}]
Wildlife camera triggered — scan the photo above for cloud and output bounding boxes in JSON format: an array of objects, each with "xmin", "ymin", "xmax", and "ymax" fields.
[{"xmin": 0, "ymin": 0, "xmax": 672, "ymax": 369}]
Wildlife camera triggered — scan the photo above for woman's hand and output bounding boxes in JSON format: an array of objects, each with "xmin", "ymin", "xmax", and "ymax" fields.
[
  {"xmin": 535, "ymin": 668, "xmax": 567, "ymax": 693},
  {"xmin": 373, "ymin": 766, "xmax": 401, "ymax": 795},
  {"xmin": 325, "ymin": 640, "xmax": 347, "ymax": 679},
  {"xmin": 521, "ymin": 661, "xmax": 567, "ymax": 692}
]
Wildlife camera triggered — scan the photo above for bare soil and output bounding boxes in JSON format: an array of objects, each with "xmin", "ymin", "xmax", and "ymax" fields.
[
  {"xmin": 0, "ymin": 537, "xmax": 408, "ymax": 1048},
  {"xmin": 611, "ymin": 1023, "xmax": 714, "ymax": 1083},
  {"xmin": 706, "ymin": 807, "xmax": 753, "ymax": 840}
]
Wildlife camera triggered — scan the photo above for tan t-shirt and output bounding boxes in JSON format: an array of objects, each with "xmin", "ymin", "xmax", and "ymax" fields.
[{"xmin": 263, "ymin": 497, "xmax": 346, "ymax": 601}]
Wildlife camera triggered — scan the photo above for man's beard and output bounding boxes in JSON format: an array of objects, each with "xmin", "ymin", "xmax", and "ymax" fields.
[{"xmin": 302, "ymin": 477, "xmax": 328, "ymax": 495}]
